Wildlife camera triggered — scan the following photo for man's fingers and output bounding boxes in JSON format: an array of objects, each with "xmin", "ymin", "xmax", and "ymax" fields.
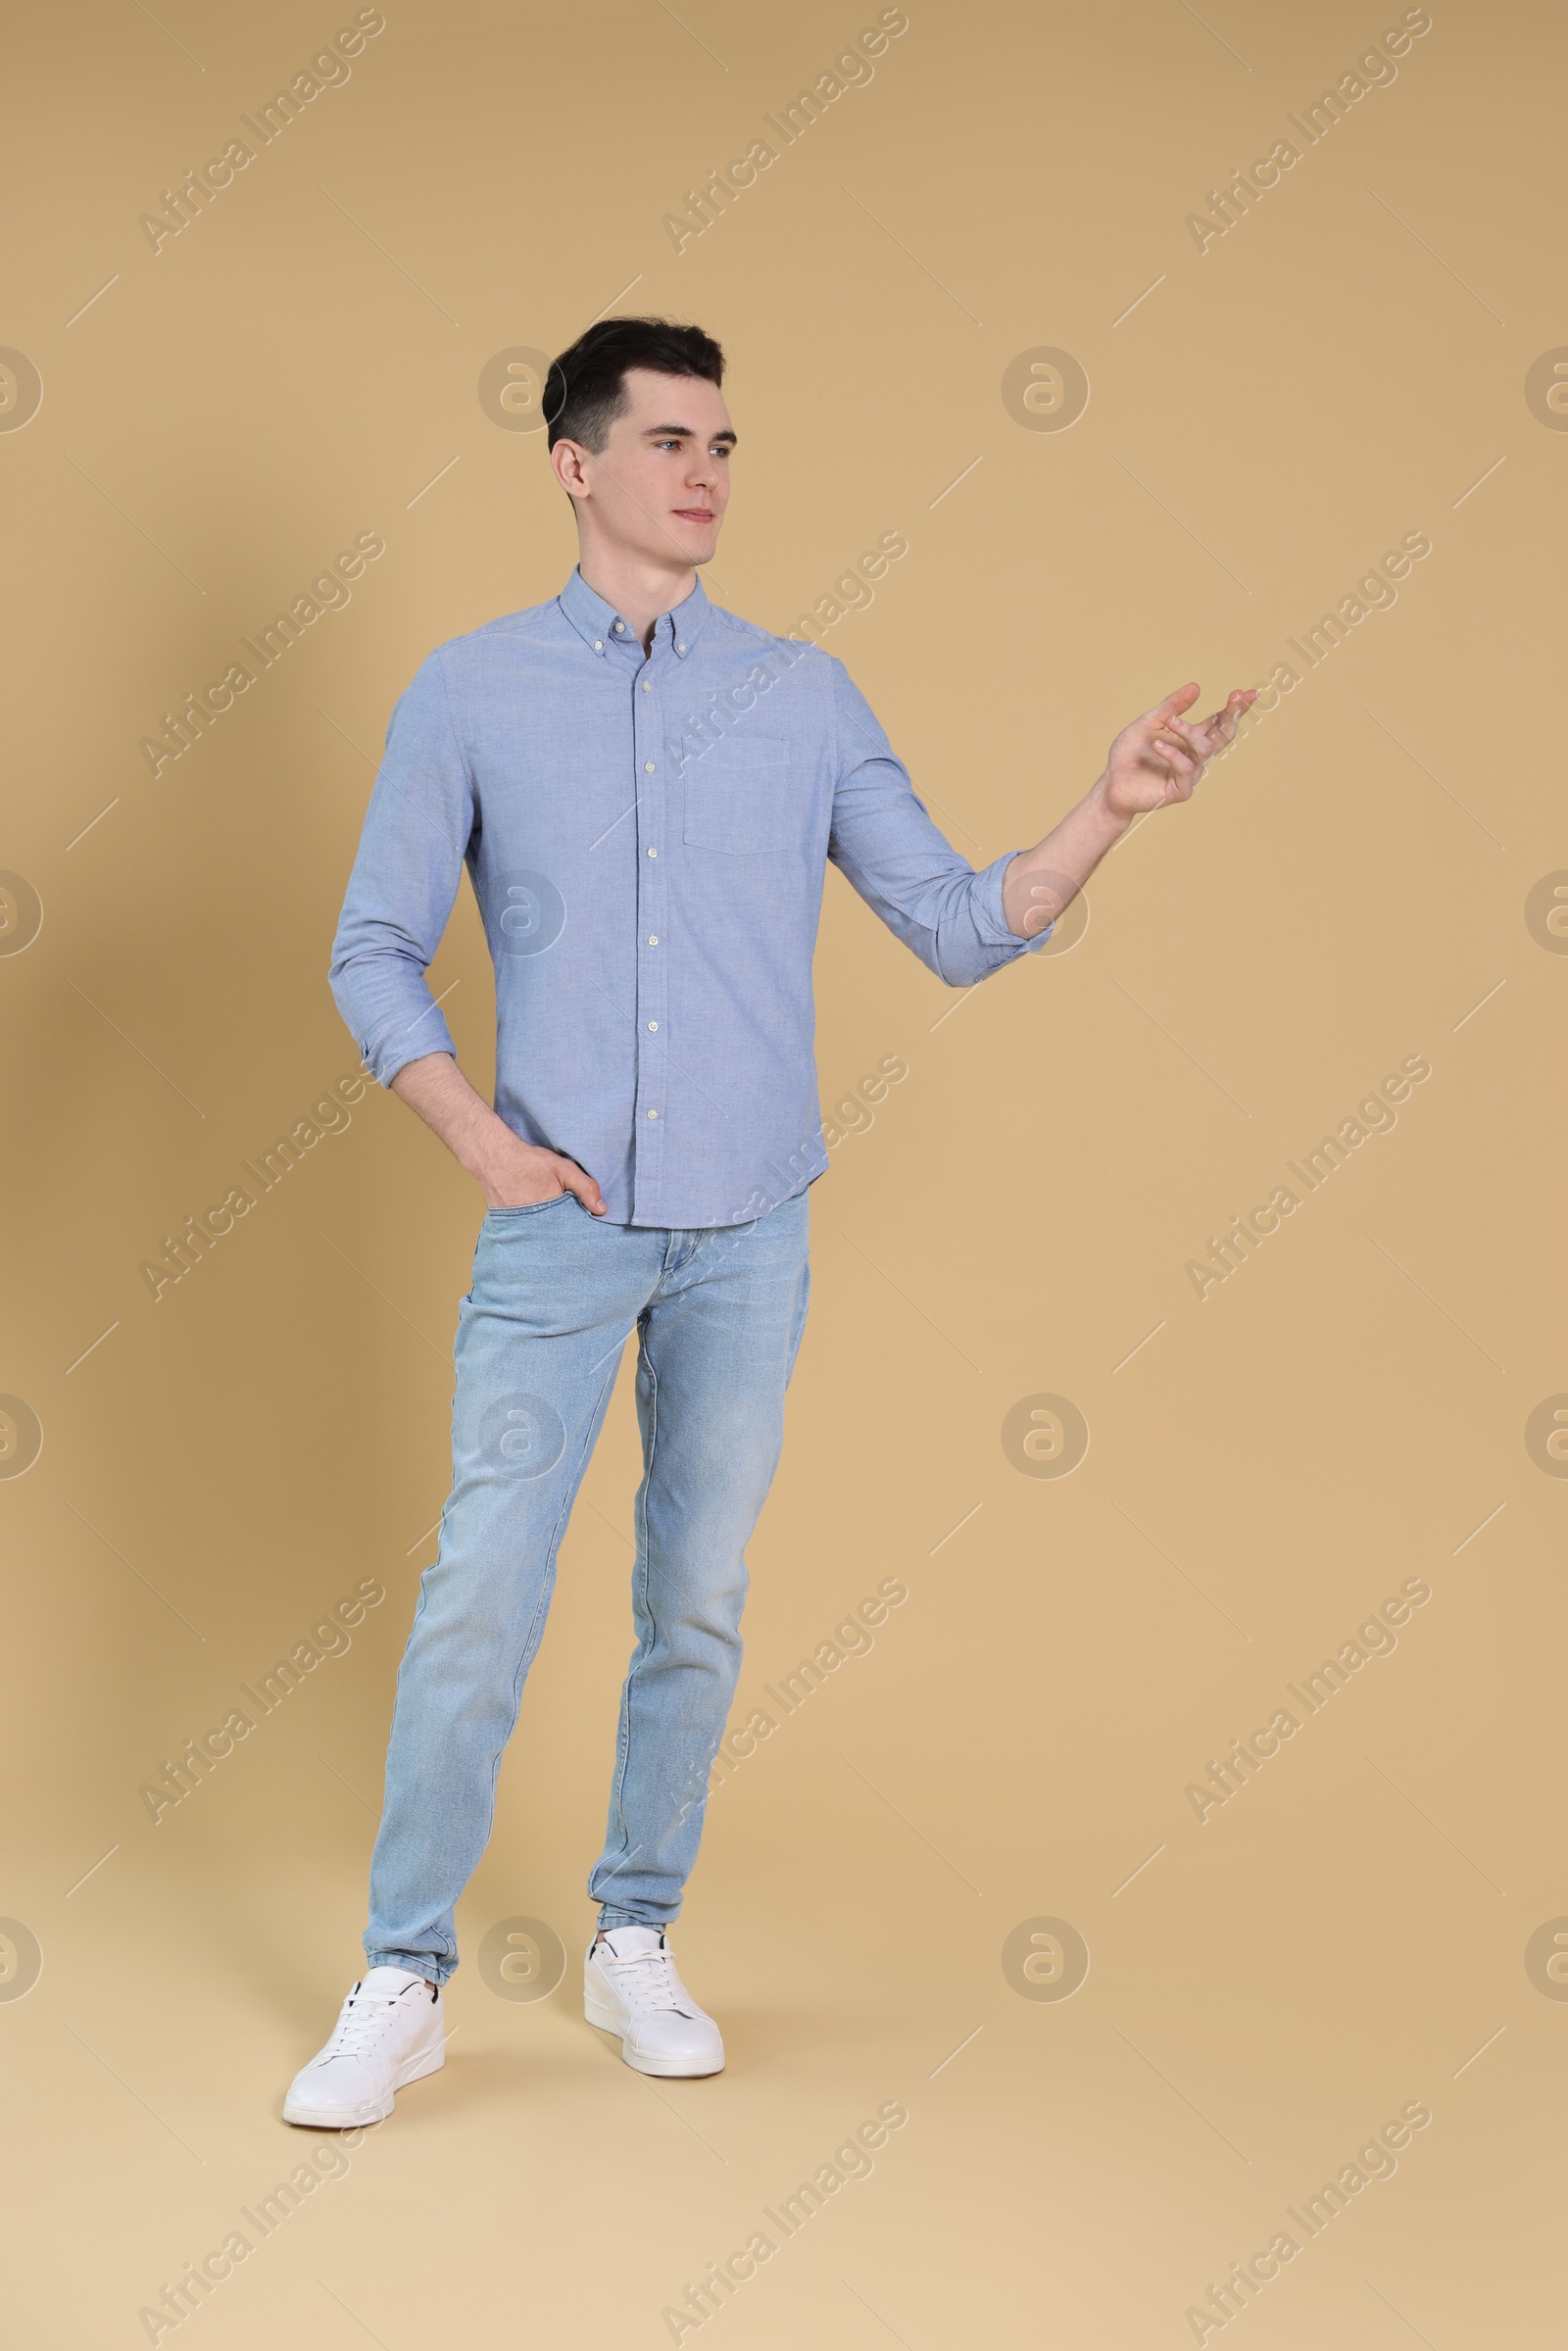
[
  {"xmin": 1159, "ymin": 687, "xmax": 1254, "ymax": 759},
  {"xmin": 1200, "ymin": 688, "xmax": 1257, "ymax": 744},
  {"xmin": 1152, "ymin": 716, "xmax": 1202, "ymax": 755},
  {"xmin": 561, "ymin": 1162, "xmax": 608, "ymax": 1216},
  {"xmin": 1147, "ymin": 683, "xmax": 1255, "ymax": 738},
  {"xmin": 1150, "ymin": 728, "xmax": 1199, "ymax": 772},
  {"xmin": 1149, "ymin": 681, "xmax": 1200, "ymax": 723}
]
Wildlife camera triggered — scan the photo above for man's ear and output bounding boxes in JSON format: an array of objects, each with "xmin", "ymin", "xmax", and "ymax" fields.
[{"xmin": 550, "ymin": 437, "xmax": 590, "ymax": 503}]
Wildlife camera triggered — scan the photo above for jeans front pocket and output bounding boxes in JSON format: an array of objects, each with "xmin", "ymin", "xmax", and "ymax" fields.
[{"xmin": 484, "ymin": 1191, "xmax": 575, "ymax": 1222}]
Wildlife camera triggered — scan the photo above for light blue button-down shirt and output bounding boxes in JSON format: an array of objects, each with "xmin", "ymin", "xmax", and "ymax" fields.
[{"xmin": 329, "ymin": 565, "xmax": 1054, "ymax": 1227}]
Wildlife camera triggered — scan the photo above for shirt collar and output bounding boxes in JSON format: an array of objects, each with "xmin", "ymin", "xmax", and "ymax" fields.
[{"xmin": 557, "ymin": 565, "xmax": 712, "ymax": 661}]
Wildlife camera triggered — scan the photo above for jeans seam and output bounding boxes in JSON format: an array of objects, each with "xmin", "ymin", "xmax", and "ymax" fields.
[{"xmin": 601, "ymin": 1317, "xmax": 660, "ymax": 1884}]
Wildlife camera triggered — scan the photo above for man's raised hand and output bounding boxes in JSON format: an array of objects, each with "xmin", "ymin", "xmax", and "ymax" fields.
[{"xmin": 1100, "ymin": 683, "xmax": 1257, "ymax": 821}]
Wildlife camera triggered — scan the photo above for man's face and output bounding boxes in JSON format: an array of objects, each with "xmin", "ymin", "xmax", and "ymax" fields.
[{"xmin": 564, "ymin": 367, "xmax": 734, "ymax": 567}]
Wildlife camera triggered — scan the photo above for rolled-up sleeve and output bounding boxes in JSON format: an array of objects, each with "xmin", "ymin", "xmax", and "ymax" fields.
[
  {"xmin": 328, "ymin": 646, "xmax": 476, "ymax": 1087},
  {"xmin": 825, "ymin": 656, "xmax": 1053, "ymax": 986}
]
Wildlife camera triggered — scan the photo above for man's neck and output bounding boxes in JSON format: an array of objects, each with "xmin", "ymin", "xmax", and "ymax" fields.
[{"xmin": 575, "ymin": 547, "xmax": 697, "ymax": 652}]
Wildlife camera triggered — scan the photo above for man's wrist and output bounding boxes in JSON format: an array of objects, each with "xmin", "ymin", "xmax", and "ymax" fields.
[
  {"xmin": 457, "ymin": 1110, "xmax": 513, "ymax": 1185},
  {"xmin": 1084, "ymin": 769, "xmax": 1135, "ymax": 843}
]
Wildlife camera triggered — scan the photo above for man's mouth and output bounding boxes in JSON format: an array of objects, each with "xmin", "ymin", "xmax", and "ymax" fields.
[{"xmin": 672, "ymin": 507, "xmax": 714, "ymax": 522}]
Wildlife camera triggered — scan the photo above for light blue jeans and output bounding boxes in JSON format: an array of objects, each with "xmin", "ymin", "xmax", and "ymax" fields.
[{"xmin": 364, "ymin": 1187, "xmax": 812, "ymax": 1983}]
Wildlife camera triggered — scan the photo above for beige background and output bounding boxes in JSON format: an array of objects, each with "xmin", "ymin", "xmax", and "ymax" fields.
[{"xmin": 2, "ymin": 0, "xmax": 1564, "ymax": 2341}]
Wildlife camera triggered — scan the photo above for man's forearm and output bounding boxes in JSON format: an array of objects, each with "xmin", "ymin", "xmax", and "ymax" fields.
[
  {"xmin": 1001, "ymin": 772, "xmax": 1131, "ymax": 940},
  {"xmin": 389, "ymin": 1052, "xmax": 514, "ymax": 1181}
]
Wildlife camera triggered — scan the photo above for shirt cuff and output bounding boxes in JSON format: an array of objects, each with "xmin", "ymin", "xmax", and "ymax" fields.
[
  {"xmin": 971, "ymin": 850, "xmax": 1056, "ymax": 955},
  {"xmin": 362, "ymin": 1010, "xmax": 459, "ymax": 1090}
]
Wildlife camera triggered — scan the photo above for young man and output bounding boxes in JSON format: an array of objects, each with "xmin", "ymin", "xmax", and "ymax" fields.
[{"xmin": 284, "ymin": 317, "xmax": 1253, "ymax": 2127}]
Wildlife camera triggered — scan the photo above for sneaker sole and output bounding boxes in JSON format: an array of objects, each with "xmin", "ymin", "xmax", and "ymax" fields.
[
  {"xmin": 282, "ymin": 2039, "xmax": 445, "ymax": 2129},
  {"xmin": 583, "ymin": 1995, "xmax": 724, "ymax": 2078}
]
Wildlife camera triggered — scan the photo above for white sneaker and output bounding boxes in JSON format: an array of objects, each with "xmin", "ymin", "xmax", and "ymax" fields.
[
  {"xmin": 584, "ymin": 1926, "xmax": 725, "ymax": 2077},
  {"xmin": 283, "ymin": 1966, "xmax": 446, "ymax": 2128}
]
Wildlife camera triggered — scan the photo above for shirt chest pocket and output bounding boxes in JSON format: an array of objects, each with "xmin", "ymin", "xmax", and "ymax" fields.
[{"xmin": 682, "ymin": 736, "xmax": 796, "ymax": 855}]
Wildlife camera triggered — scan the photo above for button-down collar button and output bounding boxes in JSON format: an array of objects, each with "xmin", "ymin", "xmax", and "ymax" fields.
[
  {"xmin": 676, "ymin": 642, "xmax": 687, "ymax": 654},
  {"xmin": 613, "ymin": 620, "xmax": 626, "ymax": 632},
  {"xmin": 593, "ymin": 639, "xmax": 603, "ymax": 651}
]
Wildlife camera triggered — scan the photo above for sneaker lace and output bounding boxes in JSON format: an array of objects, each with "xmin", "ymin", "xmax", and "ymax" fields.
[
  {"xmin": 324, "ymin": 1987, "xmax": 413, "ymax": 2058},
  {"xmin": 601, "ymin": 1944, "xmax": 692, "ymax": 2015}
]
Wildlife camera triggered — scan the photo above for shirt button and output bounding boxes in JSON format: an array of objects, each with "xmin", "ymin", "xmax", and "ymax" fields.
[
  {"xmin": 647, "ymin": 934, "xmax": 659, "ymax": 945},
  {"xmin": 677, "ymin": 642, "xmax": 686, "ymax": 654},
  {"xmin": 593, "ymin": 639, "xmax": 603, "ymax": 651},
  {"xmin": 647, "ymin": 1107, "xmax": 659, "ymax": 1119},
  {"xmin": 647, "ymin": 847, "xmax": 658, "ymax": 858},
  {"xmin": 641, "ymin": 680, "xmax": 651, "ymax": 691},
  {"xmin": 644, "ymin": 759, "xmax": 655, "ymax": 772},
  {"xmin": 614, "ymin": 620, "xmax": 626, "ymax": 632},
  {"xmin": 647, "ymin": 1020, "xmax": 659, "ymax": 1031}
]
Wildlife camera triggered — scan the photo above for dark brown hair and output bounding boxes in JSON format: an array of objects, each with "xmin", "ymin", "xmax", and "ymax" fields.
[{"xmin": 545, "ymin": 317, "xmax": 725, "ymax": 453}]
